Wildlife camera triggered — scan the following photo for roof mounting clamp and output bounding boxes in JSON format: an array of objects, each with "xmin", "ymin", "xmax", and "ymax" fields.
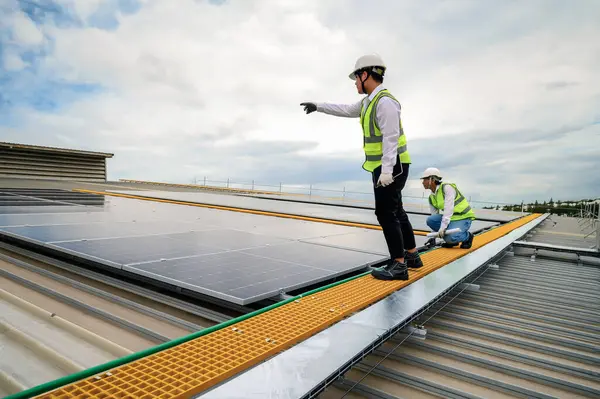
[
  {"xmin": 459, "ymin": 283, "xmax": 480, "ymax": 292},
  {"xmin": 402, "ymin": 324, "xmax": 427, "ymax": 339},
  {"xmin": 488, "ymin": 264, "xmax": 500, "ymax": 270},
  {"xmin": 277, "ymin": 290, "xmax": 293, "ymax": 301}
]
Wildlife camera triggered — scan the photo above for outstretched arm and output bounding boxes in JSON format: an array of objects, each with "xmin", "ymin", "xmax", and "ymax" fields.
[
  {"xmin": 317, "ymin": 100, "xmax": 363, "ymax": 117},
  {"xmin": 300, "ymin": 99, "xmax": 363, "ymax": 118}
]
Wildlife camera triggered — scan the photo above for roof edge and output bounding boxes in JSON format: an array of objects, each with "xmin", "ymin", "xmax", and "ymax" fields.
[{"xmin": 0, "ymin": 142, "xmax": 114, "ymax": 158}]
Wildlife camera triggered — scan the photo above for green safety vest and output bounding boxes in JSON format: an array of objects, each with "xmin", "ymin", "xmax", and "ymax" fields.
[
  {"xmin": 429, "ymin": 182, "xmax": 476, "ymax": 221},
  {"xmin": 360, "ymin": 89, "xmax": 411, "ymax": 172}
]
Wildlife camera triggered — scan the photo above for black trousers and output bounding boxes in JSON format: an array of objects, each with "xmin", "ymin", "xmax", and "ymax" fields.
[{"xmin": 371, "ymin": 159, "xmax": 417, "ymax": 259}]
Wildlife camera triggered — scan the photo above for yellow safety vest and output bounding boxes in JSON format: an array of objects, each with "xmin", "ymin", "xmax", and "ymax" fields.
[
  {"xmin": 429, "ymin": 182, "xmax": 476, "ymax": 221},
  {"xmin": 360, "ymin": 89, "xmax": 411, "ymax": 172}
]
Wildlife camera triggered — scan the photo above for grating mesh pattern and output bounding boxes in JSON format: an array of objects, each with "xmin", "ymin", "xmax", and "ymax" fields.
[{"xmin": 35, "ymin": 213, "xmax": 542, "ymax": 399}]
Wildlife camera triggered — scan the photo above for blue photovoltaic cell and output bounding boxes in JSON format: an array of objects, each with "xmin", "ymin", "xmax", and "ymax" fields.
[
  {"xmin": 239, "ymin": 241, "xmax": 382, "ymax": 272},
  {"xmin": 301, "ymin": 231, "xmax": 430, "ymax": 256},
  {"xmin": 53, "ymin": 233, "xmax": 226, "ymax": 266},
  {"xmin": 1, "ymin": 221, "xmax": 205, "ymax": 243},
  {"xmin": 124, "ymin": 249, "xmax": 366, "ymax": 304}
]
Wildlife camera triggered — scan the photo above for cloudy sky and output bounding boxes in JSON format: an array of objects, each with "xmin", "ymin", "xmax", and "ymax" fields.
[{"xmin": 1, "ymin": 0, "xmax": 599, "ymax": 204}]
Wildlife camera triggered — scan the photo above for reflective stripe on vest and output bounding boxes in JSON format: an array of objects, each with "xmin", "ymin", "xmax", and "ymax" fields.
[
  {"xmin": 360, "ymin": 89, "xmax": 411, "ymax": 172},
  {"xmin": 428, "ymin": 182, "xmax": 476, "ymax": 221}
]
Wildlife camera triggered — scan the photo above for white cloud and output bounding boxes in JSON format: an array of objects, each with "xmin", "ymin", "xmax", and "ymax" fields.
[
  {"xmin": 2, "ymin": 0, "xmax": 600, "ymax": 203},
  {"xmin": 8, "ymin": 10, "xmax": 45, "ymax": 46},
  {"xmin": 2, "ymin": 50, "xmax": 26, "ymax": 70}
]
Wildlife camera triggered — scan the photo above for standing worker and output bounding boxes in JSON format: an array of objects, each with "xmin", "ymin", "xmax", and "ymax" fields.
[
  {"xmin": 300, "ymin": 53, "xmax": 423, "ymax": 281},
  {"xmin": 420, "ymin": 167, "xmax": 475, "ymax": 249}
]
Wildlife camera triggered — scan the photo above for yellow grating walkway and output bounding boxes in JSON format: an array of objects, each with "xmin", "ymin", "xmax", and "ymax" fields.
[{"xmin": 35, "ymin": 211, "xmax": 542, "ymax": 399}]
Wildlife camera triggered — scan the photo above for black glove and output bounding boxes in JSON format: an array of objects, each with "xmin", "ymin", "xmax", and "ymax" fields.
[
  {"xmin": 425, "ymin": 237, "xmax": 437, "ymax": 248},
  {"xmin": 300, "ymin": 102, "xmax": 317, "ymax": 114}
]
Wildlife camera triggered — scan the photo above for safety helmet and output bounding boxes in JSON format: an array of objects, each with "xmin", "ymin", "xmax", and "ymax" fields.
[
  {"xmin": 349, "ymin": 53, "xmax": 386, "ymax": 80},
  {"xmin": 420, "ymin": 167, "xmax": 442, "ymax": 180}
]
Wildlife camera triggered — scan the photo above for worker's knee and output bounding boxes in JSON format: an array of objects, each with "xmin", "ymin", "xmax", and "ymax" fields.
[{"xmin": 426, "ymin": 214, "xmax": 442, "ymax": 230}]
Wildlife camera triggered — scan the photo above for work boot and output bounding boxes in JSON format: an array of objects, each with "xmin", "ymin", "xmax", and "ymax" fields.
[
  {"xmin": 371, "ymin": 260, "xmax": 409, "ymax": 281},
  {"xmin": 404, "ymin": 250, "xmax": 423, "ymax": 268},
  {"xmin": 441, "ymin": 242, "xmax": 458, "ymax": 248},
  {"xmin": 460, "ymin": 232, "xmax": 474, "ymax": 249}
]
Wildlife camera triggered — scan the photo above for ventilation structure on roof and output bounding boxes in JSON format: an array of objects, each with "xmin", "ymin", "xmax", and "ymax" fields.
[{"xmin": 0, "ymin": 142, "xmax": 114, "ymax": 182}]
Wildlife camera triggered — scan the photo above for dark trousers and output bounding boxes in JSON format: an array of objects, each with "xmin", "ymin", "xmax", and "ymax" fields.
[{"xmin": 371, "ymin": 160, "xmax": 417, "ymax": 259}]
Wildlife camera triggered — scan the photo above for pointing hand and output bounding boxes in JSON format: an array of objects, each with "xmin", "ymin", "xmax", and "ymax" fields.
[{"xmin": 300, "ymin": 102, "xmax": 317, "ymax": 114}]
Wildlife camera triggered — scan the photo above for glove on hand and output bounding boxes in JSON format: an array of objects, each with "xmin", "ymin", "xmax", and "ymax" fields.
[
  {"xmin": 300, "ymin": 102, "xmax": 317, "ymax": 114},
  {"xmin": 437, "ymin": 227, "xmax": 447, "ymax": 238},
  {"xmin": 377, "ymin": 173, "xmax": 394, "ymax": 187}
]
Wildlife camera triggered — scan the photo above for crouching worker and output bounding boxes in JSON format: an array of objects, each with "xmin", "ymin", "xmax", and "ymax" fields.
[{"xmin": 421, "ymin": 167, "xmax": 475, "ymax": 249}]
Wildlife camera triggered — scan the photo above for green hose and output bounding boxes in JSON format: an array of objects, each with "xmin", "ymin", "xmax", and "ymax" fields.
[{"xmin": 5, "ymin": 269, "xmax": 374, "ymax": 399}]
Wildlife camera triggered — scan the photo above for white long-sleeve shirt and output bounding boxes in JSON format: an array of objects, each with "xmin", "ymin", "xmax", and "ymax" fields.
[
  {"xmin": 429, "ymin": 183, "xmax": 457, "ymax": 231},
  {"xmin": 315, "ymin": 85, "xmax": 401, "ymax": 174}
]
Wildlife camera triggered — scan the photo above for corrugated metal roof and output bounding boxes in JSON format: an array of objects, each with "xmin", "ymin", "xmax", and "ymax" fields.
[
  {"xmin": 323, "ymin": 247, "xmax": 600, "ymax": 398},
  {"xmin": 0, "ymin": 142, "xmax": 114, "ymax": 158},
  {"xmin": 525, "ymin": 216, "xmax": 598, "ymax": 249}
]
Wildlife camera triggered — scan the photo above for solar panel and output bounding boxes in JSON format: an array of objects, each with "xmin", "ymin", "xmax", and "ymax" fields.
[
  {"xmin": 239, "ymin": 241, "xmax": 383, "ymax": 273},
  {"xmin": 0, "ymin": 212, "xmax": 116, "ymax": 227},
  {"xmin": 53, "ymin": 233, "xmax": 225, "ymax": 267},
  {"xmin": 301, "ymin": 230, "xmax": 431, "ymax": 256},
  {"xmin": 124, "ymin": 252, "xmax": 336, "ymax": 304},
  {"xmin": 0, "ymin": 199, "xmax": 52, "ymax": 206},
  {"xmin": 122, "ymin": 242, "xmax": 382, "ymax": 304},
  {"xmin": 0, "ymin": 221, "xmax": 208, "ymax": 243},
  {"xmin": 239, "ymin": 192, "xmax": 528, "ymax": 223},
  {"xmin": 110, "ymin": 190, "xmax": 500, "ymax": 232}
]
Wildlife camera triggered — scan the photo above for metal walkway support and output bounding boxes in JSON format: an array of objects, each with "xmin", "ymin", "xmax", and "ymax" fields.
[{"xmin": 513, "ymin": 241, "xmax": 600, "ymax": 257}]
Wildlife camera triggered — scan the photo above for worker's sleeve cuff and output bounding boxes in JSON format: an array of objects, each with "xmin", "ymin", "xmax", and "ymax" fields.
[{"xmin": 441, "ymin": 217, "xmax": 451, "ymax": 230}]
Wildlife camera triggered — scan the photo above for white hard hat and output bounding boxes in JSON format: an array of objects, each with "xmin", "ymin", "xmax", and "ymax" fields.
[
  {"xmin": 421, "ymin": 167, "xmax": 442, "ymax": 180},
  {"xmin": 349, "ymin": 53, "xmax": 386, "ymax": 80}
]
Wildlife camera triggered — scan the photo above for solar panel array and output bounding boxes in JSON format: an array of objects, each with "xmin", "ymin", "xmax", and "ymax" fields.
[
  {"xmin": 0, "ymin": 189, "xmax": 399, "ymax": 305},
  {"xmin": 236, "ymin": 192, "xmax": 528, "ymax": 223},
  {"xmin": 110, "ymin": 190, "xmax": 501, "ymax": 232}
]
